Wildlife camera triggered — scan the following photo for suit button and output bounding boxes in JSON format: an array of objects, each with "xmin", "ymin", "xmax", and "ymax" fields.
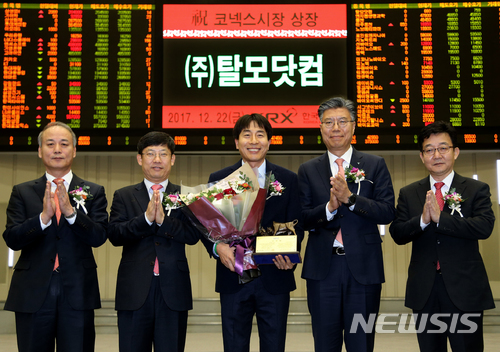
[
  {"xmin": 50, "ymin": 258, "xmax": 55, "ymax": 263},
  {"xmin": 150, "ymin": 261, "xmax": 155, "ymax": 266},
  {"xmin": 437, "ymin": 240, "xmax": 441, "ymax": 244},
  {"xmin": 56, "ymin": 236, "xmax": 61, "ymax": 240},
  {"xmin": 155, "ymin": 242, "xmax": 160, "ymax": 246},
  {"xmin": 339, "ymin": 215, "xmax": 344, "ymax": 218}
]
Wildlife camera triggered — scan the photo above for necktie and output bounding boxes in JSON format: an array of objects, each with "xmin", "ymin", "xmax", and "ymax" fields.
[
  {"xmin": 434, "ymin": 182, "xmax": 445, "ymax": 270},
  {"xmin": 434, "ymin": 182, "xmax": 445, "ymax": 211},
  {"xmin": 334, "ymin": 158, "xmax": 344, "ymax": 245},
  {"xmin": 53, "ymin": 178, "xmax": 63, "ymax": 271},
  {"xmin": 151, "ymin": 184, "xmax": 163, "ymax": 276},
  {"xmin": 53, "ymin": 178, "xmax": 63, "ymax": 224}
]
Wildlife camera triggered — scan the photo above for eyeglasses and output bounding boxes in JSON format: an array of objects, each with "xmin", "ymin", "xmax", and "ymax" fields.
[
  {"xmin": 321, "ymin": 119, "xmax": 353, "ymax": 129},
  {"xmin": 142, "ymin": 151, "xmax": 170, "ymax": 160},
  {"xmin": 422, "ymin": 146, "xmax": 454, "ymax": 156}
]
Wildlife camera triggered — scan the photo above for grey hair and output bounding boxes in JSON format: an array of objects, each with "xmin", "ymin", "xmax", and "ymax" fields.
[
  {"xmin": 38, "ymin": 122, "xmax": 77, "ymax": 147},
  {"xmin": 318, "ymin": 97, "xmax": 356, "ymax": 123}
]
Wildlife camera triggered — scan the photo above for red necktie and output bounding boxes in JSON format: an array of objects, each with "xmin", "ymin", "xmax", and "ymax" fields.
[
  {"xmin": 53, "ymin": 178, "xmax": 63, "ymax": 271},
  {"xmin": 434, "ymin": 182, "xmax": 445, "ymax": 270},
  {"xmin": 334, "ymin": 158, "xmax": 344, "ymax": 245},
  {"xmin": 435, "ymin": 182, "xmax": 445, "ymax": 211},
  {"xmin": 151, "ymin": 184, "xmax": 163, "ymax": 276}
]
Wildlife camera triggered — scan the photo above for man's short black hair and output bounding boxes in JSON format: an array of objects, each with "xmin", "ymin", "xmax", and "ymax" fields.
[
  {"xmin": 418, "ymin": 121, "xmax": 457, "ymax": 151},
  {"xmin": 233, "ymin": 114, "xmax": 273, "ymax": 141},
  {"xmin": 137, "ymin": 131, "xmax": 175, "ymax": 155}
]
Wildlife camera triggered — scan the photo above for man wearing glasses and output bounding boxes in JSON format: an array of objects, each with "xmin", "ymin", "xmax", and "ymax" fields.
[
  {"xmin": 390, "ymin": 121, "xmax": 495, "ymax": 352},
  {"xmin": 298, "ymin": 97, "xmax": 395, "ymax": 352},
  {"xmin": 108, "ymin": 131, "xmax": 201, "ymax": 352}
]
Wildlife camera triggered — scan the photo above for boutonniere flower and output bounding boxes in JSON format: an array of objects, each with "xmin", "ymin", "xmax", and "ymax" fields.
[
  {"xmin": 267, "ymin": 174, "xmax": 285, "ymax": 200},
  {"xmin": 344, "ymin": 164, "xmax": 373, "ymax": 195},
  {"xmin": 69, "ymin": 185, "xmax": 93, "ymax": 214},
  {"xmin": 443, "ymin": 188, "xmax": 466, "ymax": 217},
  {"xmin": 162, "ymin": 193, "xmax": 184, "ymax": 216}
]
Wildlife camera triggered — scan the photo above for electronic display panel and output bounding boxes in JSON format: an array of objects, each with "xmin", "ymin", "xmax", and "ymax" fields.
[
  {"xmin": 1, "ymin": 2, "xmax": 154, "ymax": 150},
  {"xmin": 351, "ymin": 2, "xmax": 500, "ymax": 149},
  {"xmin": 162, "ymin": 3, "xmax": 348, "ymax": 150}
]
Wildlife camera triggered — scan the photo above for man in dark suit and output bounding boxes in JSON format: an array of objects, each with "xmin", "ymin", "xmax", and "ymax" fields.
[
  {"xmin": 203, "ymin": 114, "xmax": 304, "ymax": 352},
  {"xmin": 390, "ymin": 121, "xmax": 495, "ymax": 352},
  {"xmin": 3, "ymin": 122, "xmax": 108, "ymax": 352},
  {"xmin": 108, "ymin": 131, "xmax": 200, "ymax": 352},
  {"xmin": 297, "ymin": 97, "xmax": 395, "ymax": 352}
]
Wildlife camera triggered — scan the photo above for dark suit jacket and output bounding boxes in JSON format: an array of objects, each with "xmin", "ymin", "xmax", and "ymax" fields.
[
  {"xmin": 298, "ymin": 148, "xmax": 395, "ymax": 285},
  {"xmin": 108, "ymin": 181, "xmax": 200, "ymax": 312},
  {"xmin": 3, "ymin": 174, "xmax": 108, "ymax": 313},
  {"xmin": 389, "ymin": 173, "xmax": 495, "ymax": 311},
  {"xmin": 202, "ymin": 160, "xmax": 304, "ymax": 294}
]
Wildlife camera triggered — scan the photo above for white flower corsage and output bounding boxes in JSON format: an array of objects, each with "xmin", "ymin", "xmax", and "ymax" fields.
[
  {"xmin": 443, "ymin": 188, "xmax": 466, "ymax": 217},
  {"xmin": 162, "ymin": 193, "xmax": 184, "ymax": 216},
  {"xmin": 267, "ymin": 174, "xmax": 285, "ymax": 200},
  {"xmin": 69, "ymin": 185, "xmax": 93, "ymax": 214},
  {"xmin": 344, "ymin": 164, "xmax": 373, "ymax": 194}
]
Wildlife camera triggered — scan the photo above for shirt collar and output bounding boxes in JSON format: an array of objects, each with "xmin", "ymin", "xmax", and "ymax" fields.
[
  {"xmin": 241, "ymin": 160, "xmax": 267, "ymax": 175},
  {"xmin": 241, "ymin": 160, "xmax": 266, "ymax": 188},
  {"xmin": 143, "ymin": 178, "xmax": 169, "ymax": 193},
  {"xmin": 46, "ymin": 170, "xmax": 73, "ymax": 189},
  {"xmin": 327, "ymin": 146, "xmax": 353, "ymax": 173},
  {"xmin": 430, "ymin": 171, "xmax": 455, "ymax": 191}
]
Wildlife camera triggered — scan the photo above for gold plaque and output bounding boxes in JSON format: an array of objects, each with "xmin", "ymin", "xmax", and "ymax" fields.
[
  {"xmin": 255, "ymin": 235, "xmax": 297, "ymax": 253},
  {"xmin": 254, "ymin": 235, "xmax": 301, "ymax": 264}
]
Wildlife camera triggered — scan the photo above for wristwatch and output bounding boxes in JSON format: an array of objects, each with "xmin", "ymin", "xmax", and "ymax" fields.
[
  {"xmin": 344, "ymin": 193, "xmax": 357, "ymax": 207},
  {"xmin": 65, "ymin": 207, "xmax": 77, "ymax": 219}
]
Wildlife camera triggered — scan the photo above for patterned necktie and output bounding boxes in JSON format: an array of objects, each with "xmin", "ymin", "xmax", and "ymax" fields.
[
  {"xmin": 434, "ymin": 182, "xmax": 445, "ymax": 211},
  {"xmin": 151, "ymin": 184, "xmax": 163, "ymax": 276},
  {"xmin": 334, "ymin": 158, "xmax": 344, "ymax": 245},
  {"xmin": 53, "ymin": 178, "xmax": 63, "ymax": 271},
  {"xmin": 434, "ymin": 182, "xmax": 445, "ymax": 270}
]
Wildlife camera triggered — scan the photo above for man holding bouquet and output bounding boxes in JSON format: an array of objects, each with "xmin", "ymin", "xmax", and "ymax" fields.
[
  {"xmin": 108, "ymin": 132, "xmax": 201, "ymax": 352},
  {"xmin": 203, "ymin": 113, "xmax": 304, "ymax": 352}
]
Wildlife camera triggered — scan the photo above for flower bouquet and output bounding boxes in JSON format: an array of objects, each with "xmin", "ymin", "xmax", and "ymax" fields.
[{"xmin": 180, "ymin": 163, "xmax": 267, "ymax": 277}]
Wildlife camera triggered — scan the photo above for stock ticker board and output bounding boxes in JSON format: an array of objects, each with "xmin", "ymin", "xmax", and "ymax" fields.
[
  {"xmin": 1, "ymin": 3, "xmax": 153, "ymax": 150},
  {"xmin": 1, "ymin": 2, "xmax": 499, "ymax": 151},
  {"xmin": 351, "ymin": 2, "xmax": 500, "ymax": 149}
]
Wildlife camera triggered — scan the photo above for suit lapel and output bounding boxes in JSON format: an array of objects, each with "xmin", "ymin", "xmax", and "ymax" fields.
[
  {"xmin": 164, "ymin": 182, "xmax": 178, "ymax": 195},
  {"xmin": 450, "ymin": 173, "xmax": 467, "ymax": 195},
  {"xmin": 347, "ymin": 149, "xmax": 366, "ymax": 194},
  {"xmin": 134, "ymin": 181, "xmax": 150, "ymax": 213},
  {"xmin": 417, "ymin": 177, "xmax": 430, "ymax": 208},
  {"xmin": 68, "ymin": 175, "xmax": 84, "ymax": 207},
  {"xmin": 265, "ymin": 160, "xmax": 277, "ymax": 181},
  {"xmin": 33, "ymin": 175, "xmax": 47, "ymax": 203},
  {"xmin": 349, "ymin": 148, "xmax": 365, "ymax": 170},
  {"xmin": 314, "ymin": 152, "xmax": 333, "ymax": 195}
]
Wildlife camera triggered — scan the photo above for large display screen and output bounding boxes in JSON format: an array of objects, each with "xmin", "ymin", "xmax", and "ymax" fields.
[
  {"xmin": 1, "ymin": 2, "xmax": 154, "ymax": 150},
  {"xmin": 351, "ymin": 2, "xmax": 500, "ymax": 149},
  {"xmin": 162, "ymin": 4, "xmax": 348, "ymax": 132},
  {"xmin": 2, "ymin": 2, "xmax": 500, "ymax": 151}
]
